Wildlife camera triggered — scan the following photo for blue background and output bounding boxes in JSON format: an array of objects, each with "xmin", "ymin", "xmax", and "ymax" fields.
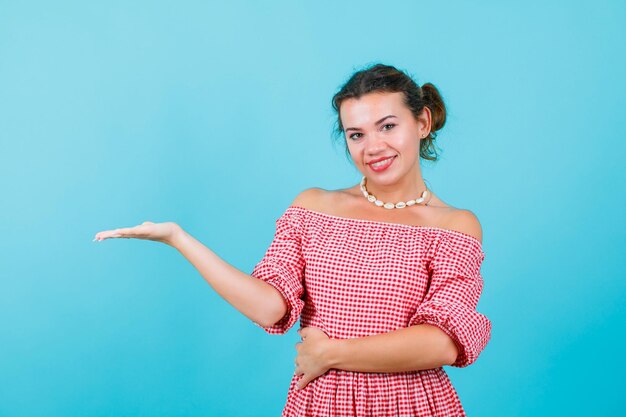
[{"xmin": 1, "ymin": 1, "xmax": 625, "ymax": 416}]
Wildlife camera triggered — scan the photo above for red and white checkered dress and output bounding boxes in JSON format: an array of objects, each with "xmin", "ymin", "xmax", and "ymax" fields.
[{"xmin": 251, "ymin": 205, "xmax": 491, "ymax": 417}]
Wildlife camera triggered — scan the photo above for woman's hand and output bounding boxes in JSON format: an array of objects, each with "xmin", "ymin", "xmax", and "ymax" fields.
[
  {"xmin": 294, "ymin": 327, "xmax": 335, "ymax": 390},
  {"xmin": 93, "ymin": 221, "xmax": 183, "ymax": 246}
]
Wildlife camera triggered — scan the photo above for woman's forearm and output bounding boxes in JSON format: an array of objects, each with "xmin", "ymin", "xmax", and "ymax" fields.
[
  {"xmin": 326, "ymin": 324, "xmax": 458, "ymax": 373},
  {"xmin": 171, "ymin": 227, "xmax": 288, "ymax": 328}
]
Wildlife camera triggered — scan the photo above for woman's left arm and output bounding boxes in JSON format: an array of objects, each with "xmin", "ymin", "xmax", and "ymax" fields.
[
  {"xmin": 329, "ymin": 324, "xmax": 457, "ymax": 371},
  {"xmin": 294, "ymin": 325, "xmax": 456, "ymax": 390}
]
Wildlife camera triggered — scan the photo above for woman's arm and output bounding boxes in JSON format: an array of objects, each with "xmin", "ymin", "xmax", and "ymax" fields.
[
  {"xmin": 94, "ymin": 222, "xmax": 288, "ymax": 329},
  {"xmin": 326, "ymin": 324, "xmax": 458, "ymax": 372},
  {"xmin": 293, "ymin": 324, "xmax": 458, "ymax": 389},
  {"xmin": 171, "ymin": 229, "xmax": 289, "ymax": 328}
]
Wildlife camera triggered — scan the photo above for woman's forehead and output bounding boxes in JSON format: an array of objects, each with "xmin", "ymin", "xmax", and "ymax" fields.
[{"xmin": 340, "ymin": 92, "xmax": 408, "ymax": 125}]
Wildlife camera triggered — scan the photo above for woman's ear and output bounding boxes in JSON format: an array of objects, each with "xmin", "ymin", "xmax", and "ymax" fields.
[{"xmin": 417, "ymin": 106, "xmax": 432, "ymax": 138}]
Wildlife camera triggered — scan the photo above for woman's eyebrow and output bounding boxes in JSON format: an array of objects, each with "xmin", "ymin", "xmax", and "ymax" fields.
[{"xmin": 344, "ymin": 115, "xmax": 397, "ymax": 132}]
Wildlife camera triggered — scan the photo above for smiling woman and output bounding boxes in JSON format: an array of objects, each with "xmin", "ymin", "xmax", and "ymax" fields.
[
  {"xmin": 94, "ymin": 63, "xmax": 490, "ymax": 417},
  {"xmin": 332, "ymin": 63, "xmax": 447, "ymax": 166},
  {"xmin": 248, "ymin": 64, "xmax": 489, "ymax": 417}
]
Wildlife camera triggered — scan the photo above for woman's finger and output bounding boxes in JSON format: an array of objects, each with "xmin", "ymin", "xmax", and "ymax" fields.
[
  {"xmin": 93, "ymin": 222, "xmax": 164, "ymax": 242},
  {"xmin": 117, "ymin": 225, "xmax": 149, "ymax": 239},
  {"xmin": 94, "ymin": 226, "xmax": 139, "ymax": 241}
]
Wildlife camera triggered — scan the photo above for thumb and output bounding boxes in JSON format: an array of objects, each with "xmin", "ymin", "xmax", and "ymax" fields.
[{"xmin": 142, "ymin": 221, "xmax": 155, "ymax": 225}]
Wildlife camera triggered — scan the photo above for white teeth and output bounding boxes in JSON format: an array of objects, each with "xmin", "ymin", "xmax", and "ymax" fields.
[{"xmin": 371, "ymin": 156, "xmax": 394, "ymax": 168}]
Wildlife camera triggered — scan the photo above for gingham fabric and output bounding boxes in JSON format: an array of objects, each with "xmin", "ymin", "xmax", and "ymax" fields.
[{"xmin": 251, "ymin": 205, "xmax": 491, "ymax": 417}]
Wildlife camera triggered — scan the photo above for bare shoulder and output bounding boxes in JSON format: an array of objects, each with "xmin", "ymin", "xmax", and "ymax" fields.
[
  {"xmin": 290, "ymin": 187, "xmax": 327, "ymax": 210},
  {"xmin": 445, "ymin": 209, "xmax": 483, "ymax": 244}
]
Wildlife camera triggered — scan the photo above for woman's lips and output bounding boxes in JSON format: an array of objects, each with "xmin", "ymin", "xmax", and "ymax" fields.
[{"xmin": 369, "ymin": 155, "xmax": 396, "ymax": 172}]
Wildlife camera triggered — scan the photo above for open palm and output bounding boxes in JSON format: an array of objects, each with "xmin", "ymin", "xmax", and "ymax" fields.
[{"xmin": 93, "ymin": 221, "xmax": 181, "ymax": 246}]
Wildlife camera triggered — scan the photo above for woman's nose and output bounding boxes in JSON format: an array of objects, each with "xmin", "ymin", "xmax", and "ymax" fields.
[{"xmin": 365, "ymin": 132, "xmax": 389, "ymax": 154}]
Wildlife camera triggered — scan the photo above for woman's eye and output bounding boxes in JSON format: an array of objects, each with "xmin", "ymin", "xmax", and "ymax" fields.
[
  {"xmin": 382, "ymin": 123, "xmax": 396, "ymax": 131},
  {"xmin": 349, "ymin": 133, "xmax": 363, "ymax": 140}
]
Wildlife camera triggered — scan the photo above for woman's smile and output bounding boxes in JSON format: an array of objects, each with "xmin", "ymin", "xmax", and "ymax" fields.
[{"xmin": 369, "ymin": 155, "xmax": 397, "ymax": 172}]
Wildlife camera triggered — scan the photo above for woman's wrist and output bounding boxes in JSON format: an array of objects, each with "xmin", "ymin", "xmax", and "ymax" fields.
[
  {"xmin": 168, "ymin": 224, "xmax": 188, "ymax": 249},
  {"xmin": 325, "ymin": 338, "xmax": 346, "ymax": 370}
]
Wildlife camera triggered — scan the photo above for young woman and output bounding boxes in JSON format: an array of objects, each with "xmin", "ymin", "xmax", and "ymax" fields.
[{"xmin": 94, "ymin": 63, "xmax": 491, "ymax": 417}]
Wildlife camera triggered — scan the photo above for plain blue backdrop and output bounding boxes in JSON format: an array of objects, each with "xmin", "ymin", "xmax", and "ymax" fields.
[{"xmin": 1, "ymin": 1, "xmax": 625, "ymax": 416}]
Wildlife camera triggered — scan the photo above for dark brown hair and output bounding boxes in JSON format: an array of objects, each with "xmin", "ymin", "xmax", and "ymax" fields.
[{"xmin": 331, "ymin": 63, "xmax": 447, "ymax": 163}]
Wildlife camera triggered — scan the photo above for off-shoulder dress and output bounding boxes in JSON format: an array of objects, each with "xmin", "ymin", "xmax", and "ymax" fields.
[{"xmin": 250, "ymin": 205, "xmax": 491, "ymax": 417}]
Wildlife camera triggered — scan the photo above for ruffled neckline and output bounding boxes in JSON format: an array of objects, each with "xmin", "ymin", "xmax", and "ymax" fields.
[{"xmin": 287, "ymin": 205, "xmax": 484, "ymax": 252}]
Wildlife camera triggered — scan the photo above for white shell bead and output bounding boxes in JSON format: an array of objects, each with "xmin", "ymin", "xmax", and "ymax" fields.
[{"xmin": 360, "ymin": 176, "xmax": 429, "ymax": 209}]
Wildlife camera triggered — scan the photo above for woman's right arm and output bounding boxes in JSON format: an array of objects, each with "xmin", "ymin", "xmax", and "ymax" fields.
[
  {"xmin": 94, "ymin": 188, "xmax": 321, "ymax": 330},
  {"xmin": 94, "ymin": 222, "xmax": 288, "ymax": 328},
  {"xmin": 171, "ymin": 228, "xmax": 289, "ymax": 328}
]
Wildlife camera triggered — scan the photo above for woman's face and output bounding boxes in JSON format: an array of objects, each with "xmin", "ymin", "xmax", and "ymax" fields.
[{"xmin": 340, "ymin": 91, "xmax": 430, "ymax": 185}]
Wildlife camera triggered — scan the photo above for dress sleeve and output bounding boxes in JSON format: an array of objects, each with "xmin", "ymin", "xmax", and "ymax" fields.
[
  {"xmin": 250, "ymin": 208, "xmax": 306, "ymax": 335},
  {"xmin": 408, "ymin": 232, "xmax": 491, "ymax": 368}
]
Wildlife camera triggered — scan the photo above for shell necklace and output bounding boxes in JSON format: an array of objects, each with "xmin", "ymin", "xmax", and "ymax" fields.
[{"xmin": 360, "ymin": 176, "xmax": 431, "ymax": 209}]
